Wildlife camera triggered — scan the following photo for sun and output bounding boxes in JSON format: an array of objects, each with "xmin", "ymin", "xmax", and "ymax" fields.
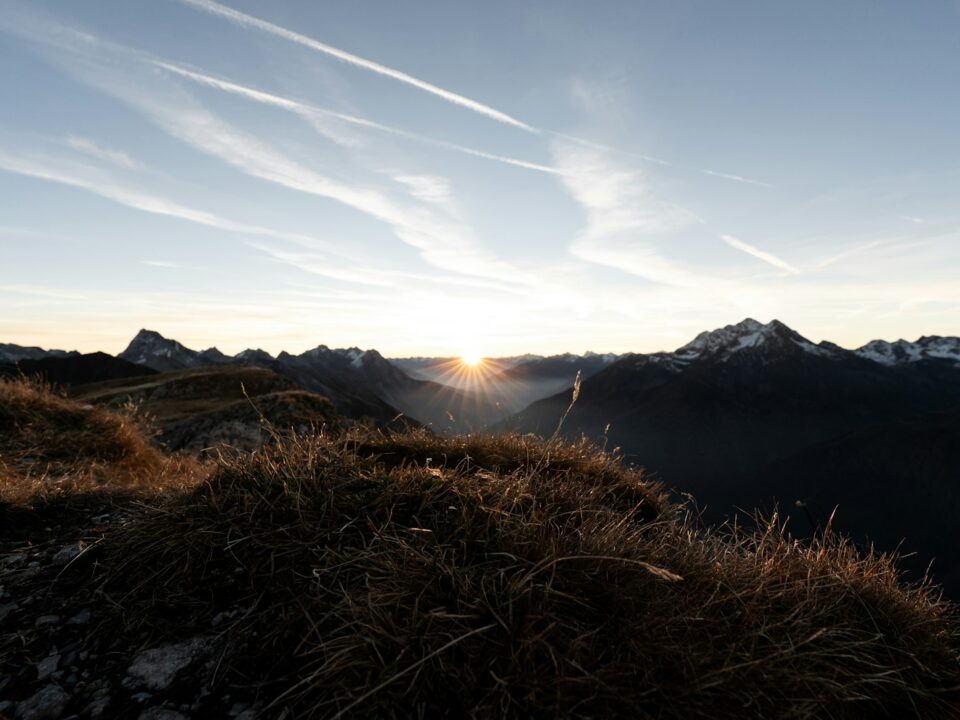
[{"xmin": 460, "ymin": 351, "xmax": 484, "ymax": 368}]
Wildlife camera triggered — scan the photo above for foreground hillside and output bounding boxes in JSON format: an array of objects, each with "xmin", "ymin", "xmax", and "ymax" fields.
[{"xmin": 1, "ymin": 379, "xmax": 959, "ymax": 719}]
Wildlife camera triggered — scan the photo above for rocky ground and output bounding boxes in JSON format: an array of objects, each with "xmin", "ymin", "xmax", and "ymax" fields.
[{"xmin": 0, "ymin": 502, "xmax": 260, "ymax": 720}]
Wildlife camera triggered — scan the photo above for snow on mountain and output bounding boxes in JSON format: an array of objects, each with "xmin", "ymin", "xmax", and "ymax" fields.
[
  {"xmin": 674, "ymin": 318, "xmax": 834, "ymax": 362},
  {"xmin": 234, "ymin": 348, "xmax": 275, "ymax": 365},
  {"xmin": 0, "ymin": 343, "xmax": 76, "ymax": 364},
  {"xmin": 118, "ymin": 329, "xmax": 206, "ymax": 371},
  {"xmin": 855, "ymin": 336, "xmax": 960, "ymax": 366}
]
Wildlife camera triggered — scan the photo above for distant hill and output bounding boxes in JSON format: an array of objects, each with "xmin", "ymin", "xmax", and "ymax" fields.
[
  {"xmin": 500, "ymin": 318, "xmax": 960, "ymax": 593},
  {"xmin": 1, "ymin": 352, "xmax": 156, "ymax": 387},
  {"xmin": 72, "ymin": 365, "xmax": 338, "ymax": 452}
]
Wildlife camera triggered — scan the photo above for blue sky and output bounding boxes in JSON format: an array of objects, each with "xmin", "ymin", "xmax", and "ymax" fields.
[{"xmin": 1, "ymin": 0, "xmax": 958, "ymax": 358}]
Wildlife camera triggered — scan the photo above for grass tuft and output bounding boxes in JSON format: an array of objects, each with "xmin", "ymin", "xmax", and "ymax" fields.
[{"xmin": 0, "ymin": 376, "xmax": 203, "ymax": 505}]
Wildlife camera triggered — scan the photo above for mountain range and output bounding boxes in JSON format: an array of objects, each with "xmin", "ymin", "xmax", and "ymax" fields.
[
  {"xmin": 4, "ymin": 320, "xmax": 959, "ymax": 592},
  {"xmin": 501, "ymin": 318, "xmax": 960, "ymax": 593}
]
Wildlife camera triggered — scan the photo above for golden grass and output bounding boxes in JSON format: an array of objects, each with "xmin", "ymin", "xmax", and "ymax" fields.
[
  {"xmin": 94, "ymin": 429, "xmax": 960, "ymax": 719},
  {"xmin": 0, "ymin": 377, "xmax": 205, "ymax": 503},
  {"xmin": 2, "ymin": 377, "xmax": 958, "ymax": 717}
]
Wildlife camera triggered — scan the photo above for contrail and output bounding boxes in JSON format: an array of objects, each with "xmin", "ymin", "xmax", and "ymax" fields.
[
  {"xmin": 155, "ymin": 61, "xmax": 564, "ymax": 175},
  {"xmin": 174, "ymin": 0, "xmax": 536, "ymax": 132},
  {"xmin": 722, "ymin": 234, "xmax": 800, "ymax": 274},
  {"xmin": 701, "ymin": 168, "xmax": 773, "ymax": 188}
]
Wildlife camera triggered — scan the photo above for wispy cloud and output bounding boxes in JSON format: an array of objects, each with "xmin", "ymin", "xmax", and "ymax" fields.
[
  {"xmin": 140, "ymin": 260, "xmax": 181, "ymax": 268},
  {"xmin": 552, "ymin": 139, "xmax": 712, "ymax": 288},
  {"xmin": 0, "ymin": 15, "xmax": 534, "ymax": 285},
  {"xmin": 174, "ymin": 0, "xmax": 535, "ymax": 131},
  {"xmin": 64, "ymin": 135, "xmax": 144, "ymax": 171},
  {"xmin": 0, "ymin": 147, "xmax": 342, "ymax": 255},
  {"xmin": 0, "ymin": 284, "xmax": 87, "ymax": 300},
  {"xmin": 722, "ymin": 234, "xmax": 800, "ymax": 274},
  {"xmin": 154, "ymin": 61, "xmax": 563, "ymax": 175},
  {"xmin": 394, "ymin": 175, "xmax": 453, "ymax": 206},
  {"xmin": 700, "ymin": 168, "xmax": 774, "ymax": 188}
]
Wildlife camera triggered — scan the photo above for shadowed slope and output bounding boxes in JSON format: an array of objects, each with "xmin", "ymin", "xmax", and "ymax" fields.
[{"xmin": 54, "ymin": 431, "xmax": 960, "ymax": 719}]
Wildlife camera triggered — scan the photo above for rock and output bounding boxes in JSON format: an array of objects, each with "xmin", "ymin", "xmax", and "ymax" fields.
[
  {"xmin": 36, "ymin": 653, "xmax": 60, "ymax": 681},
  {"xmin": 83, "ymin": 696, "xmax": 111, "ymax": 719},
  {"xmin": 52, "ymin": 543, "xmax": 85, "ymax": 566},
  {"xmin": 138, "ymin": 709, "xmax": 188, "ymax": 720},
  {"xmin": 34, "ymin": 615, "xmax": 61, "ymax": 627},
  {"xmin": 130, "ymin": 693, "xmax": 153, "ymax": 704},
  {"xmin": 127, "ymin": 638, "xmax": 208, "ymax": 691},
  {"xmin": 66, "ymin": 609, "xmax": 91, "ymax": 626},
  {"xmin": 0, "ymin": 602, "xmax": 18, "ymax": 622},
  {"xmin": 14, "ymin": 684, "xmax": 69, "ymax": 720}
]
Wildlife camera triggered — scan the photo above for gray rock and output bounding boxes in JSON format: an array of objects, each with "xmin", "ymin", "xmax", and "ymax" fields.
[
  {"xmin": 36, "ymin": 653, "xmax": 60, "ymax": 681},
  {"xmin": 130, "ymin": 693, "xmax": 152, "ymax": 704},
  {"xmin": 83, "ymin": 697, "xmax": 110, "ymax": 719},
  {"xmin": 138, "ymin": 709, "xmax": 188, "ymax": 720},
  {"xmin": 66, "ymin": 609, "xmax": 91, "ymax": 626},
  {"xmin": 34, "ymin": 615, "xmax": 61, "ymax": 627},
  {"xmin": 14, "ymin": 684, "xmax": 69, "ymax": 720},
  {"xmin": 127, "ymin": 638, "xmax": 208, "ymax": 691},
  {"xmin": 52, "ymin": 543, "xmax": 85, "ymax": 566},
  {"xmin": 0, "ymin": 602, "xmax": 18, "ymax": 622}
]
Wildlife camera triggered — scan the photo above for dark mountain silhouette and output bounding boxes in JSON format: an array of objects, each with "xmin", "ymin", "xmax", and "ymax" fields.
[
  {"xmin": 0, "ymin": 352, "xmax": 156, "ymax": 387},
  {"xmin": 117, "ymin": 330, "xmax": 500, "ymax": 430},
  {"xmin": 501, "ymin": 318, "xmax": 960, "ymax": 592},
  {"xmin": 0, "ymin": 342, "xmax": 77, "ymax": 364}
]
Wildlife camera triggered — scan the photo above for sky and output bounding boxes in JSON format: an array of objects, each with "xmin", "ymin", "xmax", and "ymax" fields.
[{"xmin": 1, "ymin": 0, "xmax": 958, "ymax": 358}]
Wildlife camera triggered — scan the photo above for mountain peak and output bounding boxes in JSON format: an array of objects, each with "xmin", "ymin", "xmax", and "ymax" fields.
[
  {"xmin": 855, "ymin": 336, "xmax": 960, "ymax": 366},
  {"xmin": 676, "ymin": 318, "xmax": 828, "ymax": 362},
  {"xmin": 119, "ymin": 329, "xmax": 201, "ymax": 371}
]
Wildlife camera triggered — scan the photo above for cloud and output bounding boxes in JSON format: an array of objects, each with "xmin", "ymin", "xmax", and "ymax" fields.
[
  {"xmin": 551, "ymin": 139, "xmax": 715, "ymax": 288},
  {"xmin": 394, "ymin": 175, "xmax": 453, "ymax": 206},
  {"xmin": 0, "ymin": 284, "xmax": 87, "ymax": 300},
  {"xmin": 174, "ymin": 0, "xmax": 535, "ymax": 131},
  {"xmin": 0, "ymin": 147, "xmax": 343, "ymax": 254},
  {"xmin": 154, "ymin": 61, "xmax": 563, "ymax": 175},
  {"xmin": 700, "ymin": 168, "xmax": 774, "ymax": 188},
  {"xmin": 721, "ymin": 234, "xmax": 800, "ymax": 274},
  {"xmin": 140, "ymin": 260, "xmax": 181, "ymax": 268},
  {"xmin": 115, "ymin": 84, "xmax": 526, "ymax": 282},
  {"xmin": 0, "ymin": 16, "xmax": 534, "ymax": 286},
  {"xmin": 64, "ymin": 135, "xmax": 144, "ymax": 171}
]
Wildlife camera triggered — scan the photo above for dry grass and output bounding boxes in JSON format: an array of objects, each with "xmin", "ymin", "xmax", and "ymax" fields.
[
  {"xmin": 0, "ymin": 376, "xmax": 204, "ymax": 504},
  {"xmin": 91, "ymin": 429, "xmax": 960, "ymax": 719}
]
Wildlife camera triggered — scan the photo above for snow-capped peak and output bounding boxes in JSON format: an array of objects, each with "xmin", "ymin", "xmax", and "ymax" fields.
[
  {"xmin": 675, "ymin": 319, "xmax": 830, "ymax": 362},
  {"xmin": 855, "ymin": 336, "xmax": 960, "ymax": 366}
]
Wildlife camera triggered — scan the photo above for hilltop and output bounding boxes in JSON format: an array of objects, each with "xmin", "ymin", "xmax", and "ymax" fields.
[{"xmin": 1, "ymin": 377, "xmax": 958, "ymax": 719}]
